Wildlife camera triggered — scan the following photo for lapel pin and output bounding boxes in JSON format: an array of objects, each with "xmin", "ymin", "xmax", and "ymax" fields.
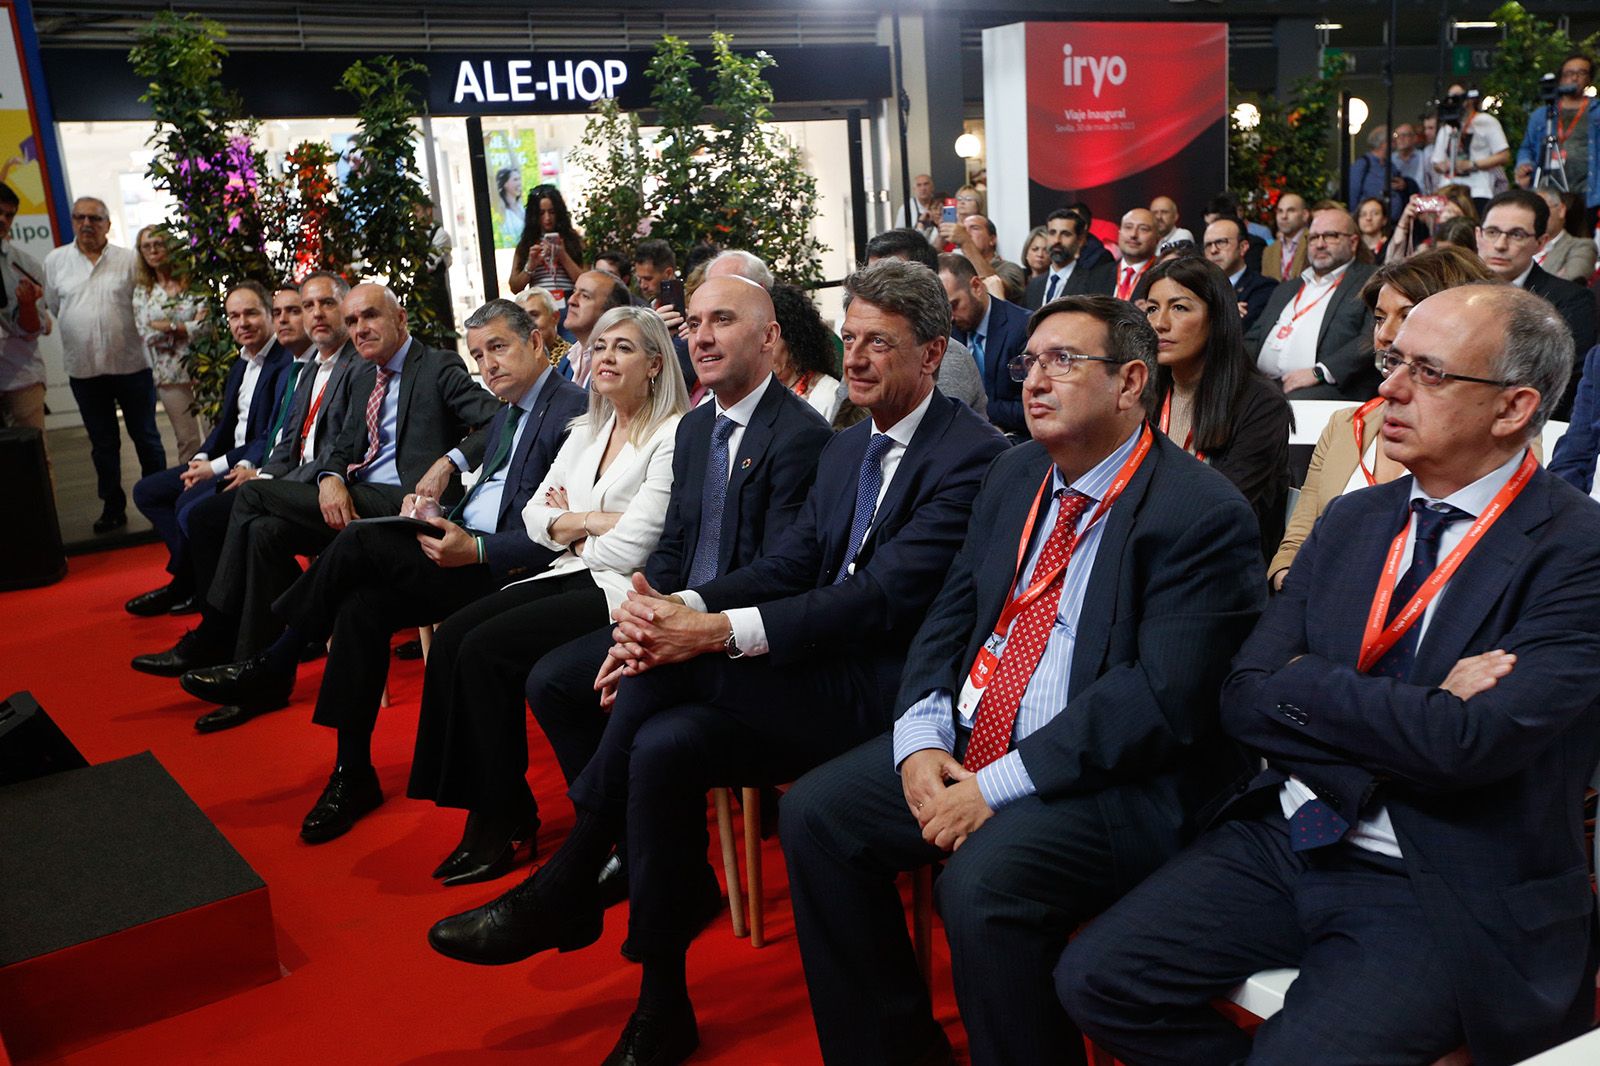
[{"xmin": 741, "ymin": 458, "xmax": 753, "ymax": 469}]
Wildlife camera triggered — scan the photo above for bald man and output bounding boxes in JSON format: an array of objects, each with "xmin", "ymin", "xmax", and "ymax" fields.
[
  {"xmin": 1114, "ymin": 208, "xmax": 1160, "ymax": 300},
  {"xmin": 1149, "ymin": 195, "xmax": 1195, "ymax": 251}
]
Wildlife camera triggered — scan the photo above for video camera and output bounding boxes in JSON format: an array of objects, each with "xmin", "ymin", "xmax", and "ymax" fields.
[
  {"xmin": 1437, "ymin": 89, "xmax": 1479, "ymax": 129},
  {"xmin": 1538, "ymin": 72, "xmax": 1582, "ymax": 105}
]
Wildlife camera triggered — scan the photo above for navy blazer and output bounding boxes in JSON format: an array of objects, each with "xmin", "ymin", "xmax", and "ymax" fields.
[
  {"xmin": 646, "ymin": 375, "xmax": 832, "ymax": 591},
  {"xmin": 1221, "ymin": 466, "xmax": 1600, "ymax": 1064},
  {"xmin": 694, "ymin": 388, "xmax": 1008, "ymax": 722},
  {"xmin": 478, "ymin": 370, "xmax": 589, "ymax": 583},
  {"xmin": 196, "ymin": 339, "xmax": 292, "ymax": 469},
  {"xmin": 1550, "ymin": 343, "xmax": 1600, "ymax": 492},
  {"xmin": 1232, "ymin": 266, "xmax": 1278, "ymax": 332},
  {"xmin": 261, "ymin": 342, "xmax": 361, "ymax": 481},
  {"xmin": 1245, "ymin": 262, "xmax": 1379, "ymax": 400},
  {"xmin": 320, "ymin": 340, "xmax": 502, "ymax": 504},
  {"xmin": 894, "ymin": 431, "xmax": 1265, "ymax": 872},
  {"xmin": 1524, "ymin": 264, "xmax": 1598, "ymax": 421},
  {"xmin": 952, "ymin": 295, "xmax": 1029, "ymax": 435}
]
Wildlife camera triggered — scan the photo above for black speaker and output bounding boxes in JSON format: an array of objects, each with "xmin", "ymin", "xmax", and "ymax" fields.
[
  {"xmin": 0, "ymin": 692, "xmax": 87, "ymax": 788},
  {"xmin": 0, "ymin": 427, "xmax": 66, "ymax": 589}
]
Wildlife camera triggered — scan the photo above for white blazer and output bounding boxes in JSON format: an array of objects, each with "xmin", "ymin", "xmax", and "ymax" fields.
[{"xmin": 518, "ymin": 411, "xmax": 681, "ymax": 613}]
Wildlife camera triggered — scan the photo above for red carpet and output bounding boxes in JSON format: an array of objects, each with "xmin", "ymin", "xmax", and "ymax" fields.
[{"xmin": 2, "ymin": 546, "xmax": 967, "ymax": 1064}]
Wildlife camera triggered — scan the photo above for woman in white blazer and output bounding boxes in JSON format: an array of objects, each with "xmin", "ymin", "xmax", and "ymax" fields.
[{"xmin": 407, "ymin": 306, "xmax": 690, "ymax": 884}]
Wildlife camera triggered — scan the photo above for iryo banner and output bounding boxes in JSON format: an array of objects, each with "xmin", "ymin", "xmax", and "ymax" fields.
[{"xmin": 984, "ymin": 22, "xmax": 1227, "ymax": 257}]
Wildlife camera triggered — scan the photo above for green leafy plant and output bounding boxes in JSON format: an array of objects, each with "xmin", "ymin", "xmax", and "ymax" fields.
[
  {"xmin": 1478, "ymin": 2, "xmax": 1600, "ymax": 181},
  {"xmin": 129, "ymin": 12, "xmax": 272, "ymax": 413},
  {"xmin": 1229, "ymin": 52, "xmax": 1347, "ymax": 228},
  {"xmin": 259, "ymin": 140, "xmax": 355, "ymax": 284},
  {"xmin": 576, "ymin": 34, "xmax": 826, "ymax": 285},
  {"xmin": 338, "ymin": 56, "xmax": 448, "ymax": 342}
]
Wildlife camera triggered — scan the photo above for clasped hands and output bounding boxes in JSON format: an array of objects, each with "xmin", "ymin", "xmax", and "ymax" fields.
[
  {"xmin": 900, "ymin": 748, "xmax": 994, "ymax": 852},
  {"xmin": 591, "ymin": 573, "xmax": 730, "ymax": 708}
]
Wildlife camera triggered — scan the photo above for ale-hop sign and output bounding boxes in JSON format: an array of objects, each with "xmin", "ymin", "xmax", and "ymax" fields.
[{"xmin": 451, "ymin": 58, "xmax": 630, "ymax": 107}]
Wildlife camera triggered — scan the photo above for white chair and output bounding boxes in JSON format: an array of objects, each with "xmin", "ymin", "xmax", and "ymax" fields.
[
  {"xmin": 1541, "ymin": 419, "xmax": 1570, "ymax": 465},
  {"xmin": 1515, "ymin": 1025, "xmax": 1600, "ymax": 1064},
  {"xmin": 1287, "ymin": 400, "xmax": 1351, "ymax": 448}
]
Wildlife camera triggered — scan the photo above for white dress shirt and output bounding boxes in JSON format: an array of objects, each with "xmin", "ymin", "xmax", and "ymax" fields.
[
  {"xmin": 1257, "ymin": 262, "xmax": 1351, "ymax": 382},
  {"xmin": 43, "ymin": 242, "xmax": 144, "ymax": 378},
  {"xmin": 195, "ymin": 345, "xmax": 268, "ymax": 475}
]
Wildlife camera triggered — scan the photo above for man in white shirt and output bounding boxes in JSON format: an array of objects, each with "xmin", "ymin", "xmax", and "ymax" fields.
[
  {"xmin": 0, "ymin": 182, "xmax": 48, "ymax": 433},
  {"xmin": 127, "ymin": 281, "xmax": 291, "ymax": 615},
  {"xmin": 1150, "ymin": 195, "xmax": 1196, "ymax": 253},
  {"xmin": 45, "ymin": 196, "xmax": 163, "ymax": 533},
  {"xmin": 1431, "ymin": 85, "xmax": 1511, "ymax": 208},
  {"xmin": 897, "ymin": 172, "xmax": 939, "ymax": 243},
  {"xmin": 1248, "ymin": 205, "xmax": 1380, "ymax": 400},
  {"xmin": 1112, "ymin": 208, "xmax": 1160, "ymax": 300}
]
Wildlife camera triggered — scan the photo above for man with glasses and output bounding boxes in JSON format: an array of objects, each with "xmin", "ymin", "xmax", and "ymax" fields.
[
  {"xmin": 1062, "ymin": 282, "xmax": 1600, "ymax": 1066},
  {"xmin": 780, "ymin": 293, "xmax": 1265, "ymax": 1066},
  {"xmin": 1478, "ymin": 189, "xmax": 1596, "ymax": 418},
  {"xmin": 1516, "ymin": 53, "xmax": 1598, "ymax": 213},
  {"xmin": 45, "ymin": 196, "xmax": 163, "ymax": 533},
  {"xmin": 1248, "ymin": 204, "xmax": 1378, "ymax": 400},
  {"xmin": 1202, "ymin": 216, "xmax": 1276, "ymax": 330}
]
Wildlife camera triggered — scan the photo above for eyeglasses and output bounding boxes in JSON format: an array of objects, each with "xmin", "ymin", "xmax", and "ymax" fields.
[
  {"xmin": 1203, "ymin": 237, "xmax": 1236, "ymax": 250},
  {"xmin": 1306, "ymin": 231, "xmax": 1355, "ymax": 243},
  {"xmin": 71, "ymin": 213, "xmax": 108, "ymax": 224},
  {"xmin": 1375, "ymin": 349, "xmax": 1515, "ymax": 388},
  {"xmin": 1008, "ymin": 349, "xmax": 1122, "ymax": 382},
  {"xmin": 1479, "ymin": 226, "xmax": 1538, "ymax": 244}
]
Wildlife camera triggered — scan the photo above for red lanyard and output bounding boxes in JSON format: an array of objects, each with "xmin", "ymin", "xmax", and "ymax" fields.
[
  {"xmin": 1349, "ymin": 396, "xmax": 1386, "ymax": 487},
  {"xmin": 1116, "ymin": 260, "xmax": 1151, "ymax": 299},
  {"xmin": 1557, "ymin": 102, "xmax": 1585, "ymax": 144},
  {"xmin": 1356, "ymin": 450, "xmax": 1536, "ymax": 673},
  {"xmin": 788, "ymin": 371, "xmax": 814, "ymax": 398},
  {"xmin": 296, "ymin": 369, "xmax": 332, "ymax": 456},
  {"xmin": 1275, "ymin": 273, "xmax": 1346, "ymax": 340},
  {"xmin": 1158, "ymin": 391, "xmax": 1204, "ymax": 461},
  {"xmin": 985, "ymin": 425, "xmax": 1152, "ymax": 651}
]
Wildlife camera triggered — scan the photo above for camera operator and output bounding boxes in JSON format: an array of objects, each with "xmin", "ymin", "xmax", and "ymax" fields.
[
  {"xmin": 1431, "ymin": 83, "xmax": 1510, "ymax": 214},
  {"xmin": 1515, "ymin": 54, "xmax": 1598, "ymax": 220}
]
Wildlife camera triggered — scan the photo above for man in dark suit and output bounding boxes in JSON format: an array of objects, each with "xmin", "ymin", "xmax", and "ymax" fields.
[
  {"xmin": 1247, "ymin": 204, "xmax": 1378, "ymax": 400},
  {"xmin": 1026, "ymin": 209, "xmax": 1116, "ymax": 310},
  {"xmin": 1060, "ymin": 284, "xmax": 1600, "ymax": 1066},
  {"xmin": 126, "ymin": 282, "xmax": 292, "ymax": 615},
  {"xmin": 940, "ymin": 252, "xmax": 1029, "ymax": 435},
  {"xmin": 408, "ymin": 274, "xmax": 832, "ymax": 887},
  {"xmin": 1477, "ymin": 189, "xmax": 1598, "ymax": 420},
  {"xmin": 424, "ymin": 260, "xmax": 1008, "ymax": 1066},
  {"xmin": 181, "ymin": 299, "xmax": 587, "ymax": 837},
  {"xmin": 782, "ymin": 295, "xmax": 1266, "ymax": 1066},
  {"xmin": 1203, "ymin": 215, "xmax": 1277, "ymax": 331},
  {"xmin": 133, "ymin": 283, "xmax": 501, "ymax": 731}
]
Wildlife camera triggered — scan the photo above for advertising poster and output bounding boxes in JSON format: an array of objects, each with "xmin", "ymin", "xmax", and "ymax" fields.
[
  {"xmin": 0, "ymin": 1, "xmax": 60, "ymax": 263},
  {"xmin": 483, "ymin": 128, "xmax": 540, "ymax": 249}
]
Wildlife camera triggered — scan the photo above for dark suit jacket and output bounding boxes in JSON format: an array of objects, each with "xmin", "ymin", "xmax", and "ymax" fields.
[
  {"xmin": 1245, "ymin": 262, "xmax": 1379, "ymax": 401},
  {"xmin": 694, "ymin": 388, "xmax": 1008, "ymax": 721},
  {"xmin": 952, "ymin": 295, "xmax": 1029, "ymax": 434},
  {"xmin": 1025, "ymin": 259, "xmax": 1116, "ymax": 310},
  {"xmin": 261, "ymin": 341, "xmax": 360, "ymax": 481},
  {"xmin": 894, "ymin": 431, "xmax": 1265, "ymax": 874},
  {"xmin": 647, "ymin": 375, "xmax": 832, "ymax": 591},
  {"xmin": 1221, "ymin": 466, "xmax": 1600, "ymax": 1064},
  {"xmin": 477, "ymin": 370, "xmax": 589, "ymax": 583},
  {"xmin": 196, "ymin": 341, "xmax": 292, "ymax": 469},
  {"xmin": 1524, "ymin": 264, "xmax": 1598, "ymax": 420},
  {"xmin": 1550, "ymin": 343, "xmax": 1600, "ymax": 492},
  {"xmin": 319, "ymin": 338, "xmax": 501, "ymax": 504},
  {"xmin": 1204, "ymin": 374, "xmax": 1293, "ymax": 559},
  {"xmin": 1232, "ymin": 266, "xmax": 1278, "ymax": 332}
]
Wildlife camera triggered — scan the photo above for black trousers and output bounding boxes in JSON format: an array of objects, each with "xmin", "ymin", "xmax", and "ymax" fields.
[
  {"xmin": 68, "ymin": 368, "xmax": 165, "ymax": 510},
  {"xmin": 524, "ymin": 625, "xmax": 618, "ymax": 788},
  {"xmin": 209, "ymin": 478, "xmax": 404, "ymax": 658},
  {"xmin": 560, "ymin": 653, "xmax": 883, "ymax": 959},
  {"xmin": 271, "ymin": 520, "xmax": 500, "ymax": 737},
  {"xmin": 1057, "ymin": 815, "xmax": 1464, "ymax": 1066},
  {"xmin": 405, "ymin": 570, "xmax": 610, "ymax": 818},
  {"xmin": 781, "ymin": 732, "xmax": 1131, "ymax": 1066}
]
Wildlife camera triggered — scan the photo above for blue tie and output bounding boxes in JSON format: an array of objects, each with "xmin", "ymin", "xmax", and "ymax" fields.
[
  {"xmin": 834, "ymin": 432, "xmax": 895, "ymax": 584},
  {"xmin": 687, "ymin": 416, "xmax": 737, "ymax": 586},
  {"xmin": 970, "ymin": 332, "xmax": 987, "ymax": 375},
  {"xmin": 1290, "ymin": 498, "xmax": 1472, "ymax": 852},
  {"xmin": 1045, "ymin": 273, "xmax": 1060, "ymax": 303}
]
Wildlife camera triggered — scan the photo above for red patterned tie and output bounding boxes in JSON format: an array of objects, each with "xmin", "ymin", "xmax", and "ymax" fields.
[
  {"xmin": 963, "ymin": 490, "xmax": 1091, "ymax": 772},
  {"xmin": 348, "ymin": 367, "xmax": 393, "ymax": 475}
]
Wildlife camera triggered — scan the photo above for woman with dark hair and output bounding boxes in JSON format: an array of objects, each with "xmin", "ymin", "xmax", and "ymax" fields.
[
  {"xmin": 769, "ymin": 282, "xmax": 842, "ymax": 421},
  {"xmin": 1135, "ymin": 255, "xmax": 1292, "ymax": 557},
  {"xmin": 1356, "ymin": 196, "xmax": 1391, "ymax": 260},
  {"xmin": 508, "ymin": 183, "xmax": 585, "ymax": 297},
  {"xmin": 1386, "ymin": 183, "xmax": 1479, "ymax": 262},
  {"xmin": 494, "ymin": 167, "xmax": 524, "ymax": 244}
]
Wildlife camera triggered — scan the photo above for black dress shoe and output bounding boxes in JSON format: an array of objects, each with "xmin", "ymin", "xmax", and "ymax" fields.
[
  {"xmin": 299, "ymin": 640, "xmax": 326, "ymax": 664},
  {"xmin": 194, "ymin": 702, "xmax": 285, "ymax": 734},
  {"xmin": 131, "ymin": 629, "xmax": 229, "ymax": 677},
  {"xmin": 168, "ymin": 594, "xmax": 199, "ymax": 615},
  {"xmin": 180, "ymin": 653, "xmax": 294, "ymax": 707},
  {"xmin": 620, "ymin": 863, "xmax": 722, "ymax": 963},
  {"xmin": 93, "ymin": 510, "xmax": 127, "ymax": 535},
  {"xmin": 125, "ymin": 584, "xmax": 177, "ymax": 617},
  {"xmin": 426, "ymin": 870, "xmax": 602, "ymax": 965},
  {"xmin": 300, "ymin": 766, "xmax": 384, "ymax": 843},
  {"xmin": 601, "ymin": 1004, "xmax": 699, "ymax": 1066},
  {"xmin": 394, "ymin": 638, "xmax": 424, "ymax": 661},
  {"xmin": 439, "ymin": 817, "xmax": 540, "ymax": 887}
]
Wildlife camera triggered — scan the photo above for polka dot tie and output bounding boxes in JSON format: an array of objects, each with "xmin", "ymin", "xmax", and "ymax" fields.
[{"xmin": 963, "ymin": 490, "xmax": 1091, "ymax": 773}]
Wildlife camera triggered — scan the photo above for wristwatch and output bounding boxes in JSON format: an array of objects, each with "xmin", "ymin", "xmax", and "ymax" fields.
[
  {"xmin": 1312, "ymin": 364, "xmax": 1329, "ymax": 386},
  {"xmin": 722, "ymin": 623, "xmax": 743, "ymax": 659}
]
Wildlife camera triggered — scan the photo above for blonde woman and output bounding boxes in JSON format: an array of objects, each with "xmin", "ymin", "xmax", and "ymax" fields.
[
  {"xmin": 131, "ymin": 225, "xmax": 206, "ymax": 461},
  {"xmin": 409, "ymin": 305, "xmax": 690, "ymax": 885}
]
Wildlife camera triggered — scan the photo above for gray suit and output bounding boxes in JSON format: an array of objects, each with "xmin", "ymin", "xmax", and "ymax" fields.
[
  {"xmin": 260, "ymin": 341, "xmax": 360, "ymax": 482},
  {"xmin": 1246, "ymin": 262, "xmax": 1379, "ymax": 401},
  {"xmin": 1539, "ymin": 232, "xmax": 1597, "ymax": 286}
]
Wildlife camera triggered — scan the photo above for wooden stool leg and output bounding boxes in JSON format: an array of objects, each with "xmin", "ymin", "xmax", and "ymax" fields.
[
  {"xmin": 418, "ymin": 624, "xmax": 434, "ymax": 664},
  {"xmin": 714, "ymin": 788, "xmax": 747, "ymax": 938},
  {"xmin": 742, "ymin": 786, "xmax": 764, "ymax": 948},
  {"xmin": 912, "ymin": 865, "xmax": 934, "ymax": 988}
]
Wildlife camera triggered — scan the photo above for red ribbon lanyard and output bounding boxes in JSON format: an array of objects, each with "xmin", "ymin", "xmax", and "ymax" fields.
[
  {"xmin": 1275, "ymin": 273, "xmax": 1346, "ymax": 340},
  {"xmin": 1158, "ymin": 391, "xmax": 1205, "ymax": 461},
  {"xmin": 1349, "ymin": 396, "xmax": 1386, "ymax": 487},
  {"xmin": 970, "ymin": 426, "xmax": 1153, "ymax": 688},
  {"xmin": 1117, "ymin": 259, "xmax": 1152, "ymax": 299},
  {"xmin": 1356, "ymin": 450, "xmax": 1536, "ymax": 673}
]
